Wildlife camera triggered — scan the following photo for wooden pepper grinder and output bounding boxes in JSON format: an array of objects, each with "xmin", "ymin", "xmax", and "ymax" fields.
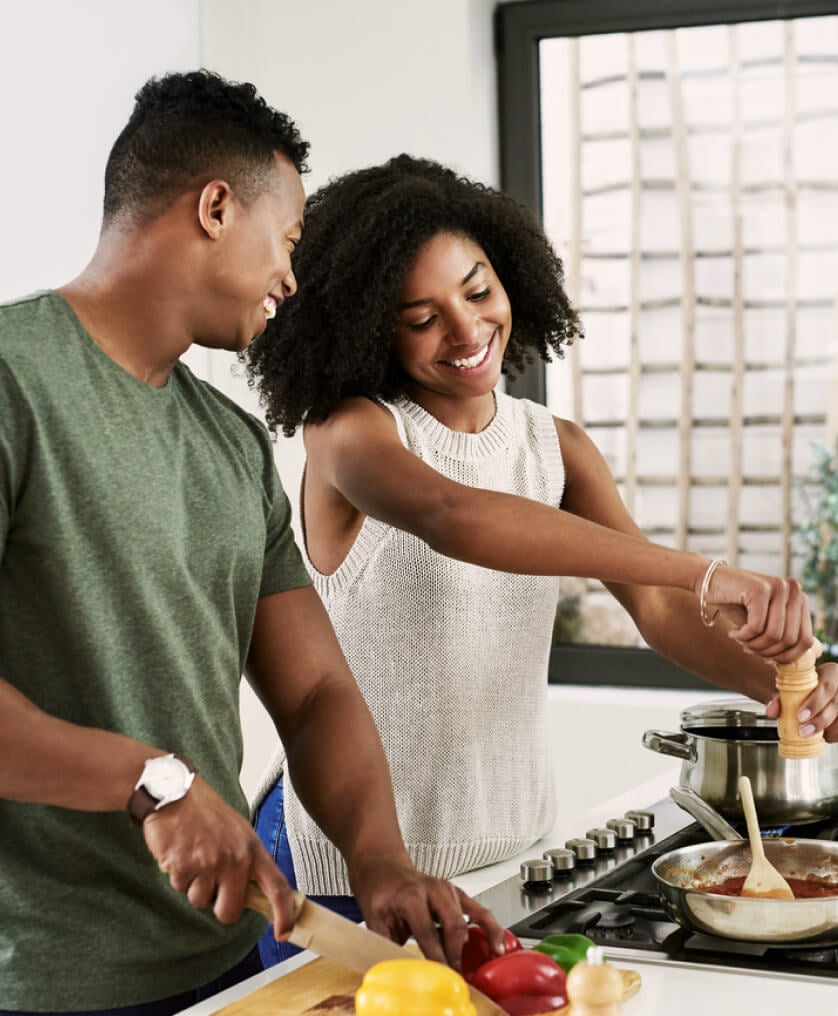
[
  {"xmin": 566, "ymin": 946, "xmax": 622, "ymax": 1015},
  {"xmin": 775, "ymin": 638, "xmax": 825, "ymax": 759}
]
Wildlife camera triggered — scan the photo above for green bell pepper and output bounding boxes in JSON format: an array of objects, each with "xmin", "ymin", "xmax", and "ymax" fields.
[{"xmin": 532, "ymin": 933, "xmax": 595, "ymax": 972}]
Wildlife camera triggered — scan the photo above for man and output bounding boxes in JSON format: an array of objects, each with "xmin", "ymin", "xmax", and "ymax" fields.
[{"xmin": 0, "ymin": 70, "xmax": 499, "ymax": 1015}]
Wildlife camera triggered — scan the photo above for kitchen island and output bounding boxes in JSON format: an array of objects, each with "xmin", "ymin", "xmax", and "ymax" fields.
[{"xmin": 180, "ymin": 767, "xmax": 836, "ymax": 1015}]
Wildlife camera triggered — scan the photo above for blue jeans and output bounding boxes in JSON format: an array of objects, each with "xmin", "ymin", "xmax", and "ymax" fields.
[
  {"xmin": 0, "ymin": 947, "xmax": 262, "ymax": 1016},
  {"xmin": 254, "ymin": 778, "xmax": 363, "ymax": 966}
]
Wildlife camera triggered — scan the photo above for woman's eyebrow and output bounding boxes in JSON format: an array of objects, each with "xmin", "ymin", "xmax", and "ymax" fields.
[
  {"xmin": 398, "ymin": 261, "xmax": 484, "ymax": 310},
  {"xmin": 462, "ymin": 261, "xmax": 483, "ymax": 285}
]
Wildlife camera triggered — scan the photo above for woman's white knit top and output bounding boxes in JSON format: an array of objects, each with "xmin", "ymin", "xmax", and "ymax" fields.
[{"xmin": 262, "ymin": 391, "xmax": 565, "ymax": 895}]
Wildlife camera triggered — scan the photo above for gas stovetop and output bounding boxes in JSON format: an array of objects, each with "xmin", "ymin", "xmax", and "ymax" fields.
[{"xmin": 473, "ymin": 796, "xmax": 838, "ymax": 982}]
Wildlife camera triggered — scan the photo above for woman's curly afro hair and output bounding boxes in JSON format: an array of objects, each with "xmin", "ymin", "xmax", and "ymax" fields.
[{"xmin": 245, "ymin": 154, "xmax": 582, "ymax": 437}]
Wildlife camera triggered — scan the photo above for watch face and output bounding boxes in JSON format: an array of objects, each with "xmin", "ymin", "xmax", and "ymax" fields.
[{"xmin": 144, "ymin": 756, "xmax": 191, "ymax": 799}]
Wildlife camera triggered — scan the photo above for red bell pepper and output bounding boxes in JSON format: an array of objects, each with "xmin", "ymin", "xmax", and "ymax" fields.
[
  {"xmin": 470, "ymin": 949, "xmax": 568, "ymax": 1015},
  {"xmin": 461, "ymin": 925, "xmax": 523, "ymax": 983},
  {"xmin": 494, "ymin": 994, "xmax": 568, "ymax": 1015}
]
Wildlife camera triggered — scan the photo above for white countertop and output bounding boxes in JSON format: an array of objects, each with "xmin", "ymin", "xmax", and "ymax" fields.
[{"xmin": 180, "ymin": 768, "xmax": 838, "ymax": 1015}]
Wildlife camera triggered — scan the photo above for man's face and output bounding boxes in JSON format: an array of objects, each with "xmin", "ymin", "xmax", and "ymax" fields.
[{"xmin": 197, "ymin": 152, "xmax": 305, "ymax": 353}]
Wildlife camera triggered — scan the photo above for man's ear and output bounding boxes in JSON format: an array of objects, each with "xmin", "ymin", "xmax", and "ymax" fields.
[{"xmin": 197, "ymin": 180, "xmax": 234, "ymax": 239}]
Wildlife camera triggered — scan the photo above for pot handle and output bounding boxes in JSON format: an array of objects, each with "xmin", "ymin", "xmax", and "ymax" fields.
[
  {"xmin": 641, "ymin": 729, "xmax": 696, "ymax": 762},
  {"xmin": 669, "ymin": 785, "xmax": 744, "ymax": 841}
]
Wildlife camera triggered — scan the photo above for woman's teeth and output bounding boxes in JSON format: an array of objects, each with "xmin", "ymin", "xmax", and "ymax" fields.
[
  {"xmin": 448, "ymin": 344, "xmax": 489, "ymax": 369},
  {"xmin": 264, "ymin": 296, "xmax": 277, "ymax": 319}
]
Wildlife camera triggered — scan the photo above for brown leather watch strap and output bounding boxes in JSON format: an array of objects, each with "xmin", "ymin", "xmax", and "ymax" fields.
[
  {"xmin": 127, "ymin": 753, "xmax": 196, "ymax": 827},
  {"xmin": 127, "ymin": 785, "xmax": 159, "ymax": 826}
]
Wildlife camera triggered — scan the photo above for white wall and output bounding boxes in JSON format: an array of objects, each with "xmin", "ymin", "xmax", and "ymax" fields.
[
  {"xmin": 0, "ymin": 0, "xmax": 202, "ymax": 299},
  {"xmin": 199, "ymin": 0, "xmax": 500, "ymax": 192},
  {"xmin": 2, "ymin": 0, "xmax": 694, "ymax": 814}
]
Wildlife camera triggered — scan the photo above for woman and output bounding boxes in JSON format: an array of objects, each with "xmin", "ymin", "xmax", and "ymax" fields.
[{"xmin": 245, "ymin": 154, "xmax": 838, "ymax": 964}]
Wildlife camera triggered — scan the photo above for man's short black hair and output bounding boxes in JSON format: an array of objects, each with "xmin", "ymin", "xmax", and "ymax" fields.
[
  {"xmin": 103, "ymin": 69, "xmax": 309, "ymax": 224},
  {"xmin": 245, "ymin": 154, "xmax": 582, "ymax": 437}
]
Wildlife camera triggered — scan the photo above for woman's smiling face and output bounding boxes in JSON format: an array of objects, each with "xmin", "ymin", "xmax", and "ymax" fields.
[{"xmin": 394, "ymin": 232, "xmax": 512, "ymax": 411}]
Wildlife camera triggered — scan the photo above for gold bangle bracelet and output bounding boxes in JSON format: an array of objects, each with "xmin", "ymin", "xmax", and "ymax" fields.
[{"xmin": 699, "ymin": 559, "xmax": 727, "ymax": 627}]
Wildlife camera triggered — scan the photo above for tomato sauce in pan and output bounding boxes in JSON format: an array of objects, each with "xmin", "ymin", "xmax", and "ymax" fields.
[{"xmin": 702, "ymin": 875, "xmax": 838, "ymax": 899}]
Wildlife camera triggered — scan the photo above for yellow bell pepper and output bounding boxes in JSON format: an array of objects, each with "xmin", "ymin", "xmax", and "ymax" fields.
[{"xmin": 355, "ymin": 958, "xmax": 477, "ymax": 1016}]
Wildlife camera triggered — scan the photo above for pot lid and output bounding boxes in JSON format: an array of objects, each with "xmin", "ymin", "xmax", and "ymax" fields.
[{"xmin": 680, "ymin": 696, "xmax": 777, "ymax": 728}]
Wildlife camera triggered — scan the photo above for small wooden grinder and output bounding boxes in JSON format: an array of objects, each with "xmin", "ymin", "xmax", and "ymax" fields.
[
  {"xmin": 566, "ymin": 946, "xmax": 623, "ymax": 1015},
  {"xmin": 775, "ymin": 638, "xmax": 825, "ymax": 759}
]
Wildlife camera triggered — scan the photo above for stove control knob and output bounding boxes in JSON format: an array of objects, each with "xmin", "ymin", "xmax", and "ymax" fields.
[
  {"xmin": 565, "ymin": 837, "xmax": 598, "ymax": 863},
  {"xmin": 606, "ymin": 818, "xmax": 636, "ymax": 842},
  {"xmin": 625, "ymin": 809, "xmax": 654, "ymax": 833},
  {"xmin": 520, "ymin": 858, "xmax": 554, "ymax": 887},
  {"xmin": 585, "ymin": 827, "xmax": 618, "ymax": 852},
  {"xmin": 543, "ymin": 847, "xmax": 576, "ymax": 875}
]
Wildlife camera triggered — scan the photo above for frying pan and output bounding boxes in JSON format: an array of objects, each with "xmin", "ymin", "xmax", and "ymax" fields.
[{"xmin": 653, "ymin": 837, "xmax": 838, "ymax": 946}]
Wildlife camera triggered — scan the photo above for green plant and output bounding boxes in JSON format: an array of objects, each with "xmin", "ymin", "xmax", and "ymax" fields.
[
  {"xmin": 552, "ymin": 592, "xmax": 583, "ymax": 645},
  {"xmin": 795, "ymin": 440, "xmax": 838, "ymax": 658}
]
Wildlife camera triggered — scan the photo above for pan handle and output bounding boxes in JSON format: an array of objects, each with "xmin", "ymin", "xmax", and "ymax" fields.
[
  {"xmin": 641, "ymin": 729, "xmax": 696, "ymax": 762},
  {"xmin": 669, "ymin": 786, "xmax": 744, "ymax": 841}
]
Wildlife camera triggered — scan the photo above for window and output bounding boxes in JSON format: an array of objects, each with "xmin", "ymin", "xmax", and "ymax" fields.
[{"xmin": 497, "ymin": 0, "xmax": 838, "ymax": 687}]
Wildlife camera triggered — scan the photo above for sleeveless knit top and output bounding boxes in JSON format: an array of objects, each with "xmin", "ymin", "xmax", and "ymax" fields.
[{"xmin": 266, "ymin": 391, "xmax": 566, "ymax": 894}]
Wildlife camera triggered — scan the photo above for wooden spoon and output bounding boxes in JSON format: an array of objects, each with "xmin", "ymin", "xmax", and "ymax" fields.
[{"xmin": 738, "ymin": 775, "xmax": 794, "ymax": 900}]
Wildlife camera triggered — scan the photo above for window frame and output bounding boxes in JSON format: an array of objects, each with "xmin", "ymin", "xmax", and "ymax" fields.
[{"xmin": 496, "ymin": 0, "xmax": 838, "ymax": 688}]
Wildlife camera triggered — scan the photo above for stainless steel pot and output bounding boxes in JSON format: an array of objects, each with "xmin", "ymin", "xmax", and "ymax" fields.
[
  {"xmin": 653, "ymin": 838, "xmax": 838, "ymax": 946},
  {"xmin": 642, "ymin": 697, "xmax": 838, "ymax": 825}
]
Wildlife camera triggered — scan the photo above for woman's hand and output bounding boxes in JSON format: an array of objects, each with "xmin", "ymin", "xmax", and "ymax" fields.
[
  {"xmin": 765, "ymin": 660, "xmax": 838, "ymax": 742},
  {"xmin": 699, "ymin": 564, "xmax": 813, "ymax": 664}
]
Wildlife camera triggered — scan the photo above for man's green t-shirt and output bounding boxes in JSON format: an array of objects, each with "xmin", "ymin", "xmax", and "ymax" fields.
[{"xmin": 0, "ymin": 291, "xmax": 311, "ymax": 1009}]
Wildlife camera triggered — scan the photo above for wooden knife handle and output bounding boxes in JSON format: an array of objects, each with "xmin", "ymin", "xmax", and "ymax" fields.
[
  {"xmin": 245, "ymin": 883, "xmax": 305, "ymax": 926},
  {"xmin": 775, "ymin": 638, "xmax": 825, "ymax": 759}
]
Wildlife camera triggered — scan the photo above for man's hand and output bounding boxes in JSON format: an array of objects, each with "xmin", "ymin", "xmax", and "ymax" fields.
[
  {"xmin": 348, "ymin": 856, "xmax": 506, "ymax": 970},
  {"xmin": 765, "ymin": 659, "xmax": 838, "ymax": 742},
  {"xmin": 141, "ymin": 775, "xmax": 297, "ymax": 935}
]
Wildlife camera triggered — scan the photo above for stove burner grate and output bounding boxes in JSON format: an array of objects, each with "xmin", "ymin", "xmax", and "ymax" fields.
[{"xmin": 518, "ymin": 888, "xmax": 683, "ymax": 950}]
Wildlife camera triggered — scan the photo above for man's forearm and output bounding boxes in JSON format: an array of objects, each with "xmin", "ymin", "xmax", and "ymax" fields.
[
  {"xmin": 280, "ymin": 678, "xmax": 410, "ymax": 868},
  {"xmin": 247, "ymin": 585, "xmax": 413, "ymax": 872},
  {"xmin": 0, "ymin": 676, "xmax": 163, "ymax": 810}
]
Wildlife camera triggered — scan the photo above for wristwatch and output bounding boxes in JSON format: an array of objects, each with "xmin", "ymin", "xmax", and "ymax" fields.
[{"xmin": 128, "ymin": 752, "xmax": 197, "ymax": 826}]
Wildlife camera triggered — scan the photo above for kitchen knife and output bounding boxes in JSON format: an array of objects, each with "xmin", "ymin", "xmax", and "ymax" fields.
[{"xmin": 245, "ymin": 884, "xmax": 508, "ymax": 1015}]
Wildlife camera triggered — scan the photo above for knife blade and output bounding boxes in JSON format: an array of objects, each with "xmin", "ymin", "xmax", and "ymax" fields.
[{"xmin": 245, "ymin": 884, "xmax": 508, "ymax": 1015}]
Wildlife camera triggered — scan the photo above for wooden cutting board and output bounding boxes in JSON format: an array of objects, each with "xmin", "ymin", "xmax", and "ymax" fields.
[{"xmin": 213, "ymin": 956, "xmax": 641, "ymax": 1015}]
